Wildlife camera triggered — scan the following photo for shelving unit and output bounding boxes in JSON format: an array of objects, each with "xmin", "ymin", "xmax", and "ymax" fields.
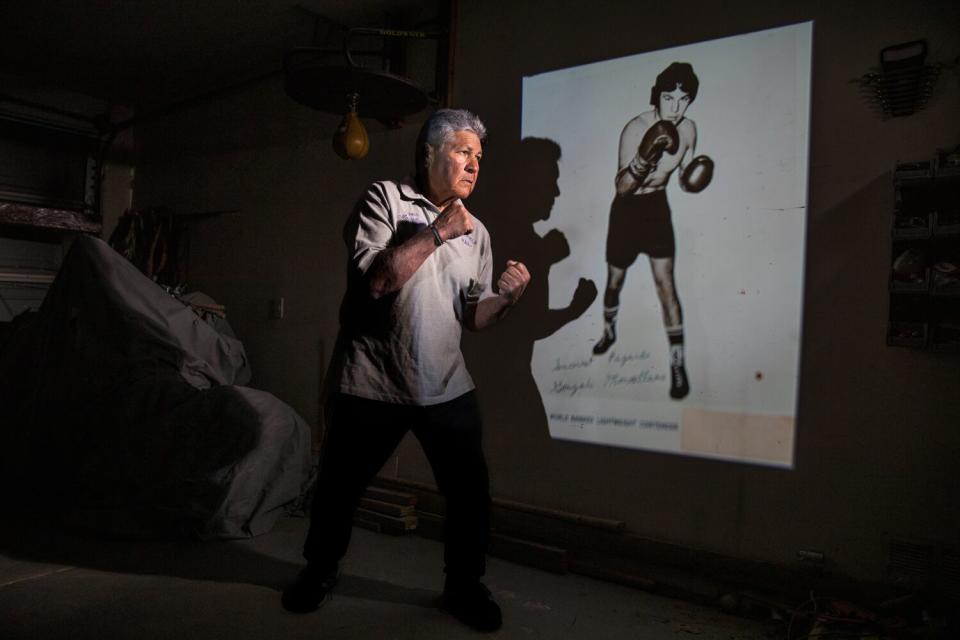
[{"xmin": 888, "ymin": 149, "xmax": 960, "ymax": 352}]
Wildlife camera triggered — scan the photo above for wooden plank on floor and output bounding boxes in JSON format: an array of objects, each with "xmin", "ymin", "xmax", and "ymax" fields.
[
  {"xmin": 355, "ymin": 508, "xmax": 417, "ymax": 536},
  {"xmin": 359, "ymin": 497, "xmax": 415, "ymax": 518},
  {"xmin": 364, "ymin": 486, "xmax": 417, "ymax": 507},
  {"xmin": 415, "ymin": 511, "xmax": 444, "ymax": 541},
  {"xmin": 373, "ymin": 476, "xmax": 624, "ymax": 531},
  {"xmin": 352, "ymin": 515, "xmax": 382, "ymax": 534},
  {"xmin": 490, "ymin": 532, "xmax": 568, "ymax": 574}
]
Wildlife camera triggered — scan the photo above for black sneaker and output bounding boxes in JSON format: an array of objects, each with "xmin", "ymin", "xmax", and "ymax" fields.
[
  {"xmin": 281, "ymin": 565, "xmax": 338, "ymax": 613},
  {"xmin": 442, "ymin": 580, "xmax": 502, "ymax": 632},
  {"xmin": 669, "ymin": 363, "xmax": 690, "ymax": 399},
  {"xmin": 593, "ymin": 325, "xmax": 616, "ymax": 355}
]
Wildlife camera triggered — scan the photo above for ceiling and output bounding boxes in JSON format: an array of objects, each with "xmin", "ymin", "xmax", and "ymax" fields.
[{"xmin": 0, "ymin": 0, "xmax": 443, "ymax": 115}]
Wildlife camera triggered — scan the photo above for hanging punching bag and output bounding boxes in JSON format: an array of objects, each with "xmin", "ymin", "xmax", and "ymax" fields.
[{"xmin": 333, "ymin": 108, "xmax": 369, "ymax": 160}]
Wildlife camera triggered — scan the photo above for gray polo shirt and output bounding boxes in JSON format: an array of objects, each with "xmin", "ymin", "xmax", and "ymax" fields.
[{"xmin": 330, "ymin": 178, "xmax": 495, "ymax": 405}]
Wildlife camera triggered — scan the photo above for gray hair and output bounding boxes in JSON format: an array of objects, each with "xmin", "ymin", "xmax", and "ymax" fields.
[{"xmin": 415, "ymin": 108, "xmax": 487, "ymax": 178}]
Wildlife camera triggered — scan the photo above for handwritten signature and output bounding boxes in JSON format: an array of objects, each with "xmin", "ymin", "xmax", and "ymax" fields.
[{"xmin": 551, "ymin": 378, "xmax": 594, "ymax": 396}]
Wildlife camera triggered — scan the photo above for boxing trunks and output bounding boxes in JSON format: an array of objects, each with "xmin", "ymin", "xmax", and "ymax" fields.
[{"xmin": 605, "ymin": 188, "xmax": 675, "ymax": 266}]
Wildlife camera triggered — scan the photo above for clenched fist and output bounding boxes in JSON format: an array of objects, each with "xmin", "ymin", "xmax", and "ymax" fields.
[
  {"xmin": 498, "ymin": 260, "xmax": 531, "ymax": 305},
  {"xmin": 433, "ymin": 199, "xmax": 474, "ymax": 242},
  {"xmin": 542, "ymin": 229, "xmax": 570, "ymax": 263}
]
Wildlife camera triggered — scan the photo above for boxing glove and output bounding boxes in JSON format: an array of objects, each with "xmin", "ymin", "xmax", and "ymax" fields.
[
  {"xmin": 628, "ymin": 120, "xmax": 679, "ymax": 180},
  {"xmin": 679, "ymin": 155, "xmax": 714, "ymax": 193}
]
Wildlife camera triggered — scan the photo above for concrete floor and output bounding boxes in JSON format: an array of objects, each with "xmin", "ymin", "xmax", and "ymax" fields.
[{"xmin": 0, "ymin": 515, "xmax": 773, "ymax": 639}]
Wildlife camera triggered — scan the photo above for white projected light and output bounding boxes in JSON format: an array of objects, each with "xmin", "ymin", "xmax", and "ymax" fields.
[{"xmin": 521, "ymin": 22, "xmax": 812, "ymax": 467}]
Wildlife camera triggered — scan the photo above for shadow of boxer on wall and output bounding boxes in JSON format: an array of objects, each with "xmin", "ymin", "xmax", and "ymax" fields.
[{"xmin": 465, "ymin": 137, "xmax": 597, "ymax": 452}]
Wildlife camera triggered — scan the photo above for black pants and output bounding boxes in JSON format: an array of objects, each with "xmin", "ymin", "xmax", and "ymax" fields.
[{"xmin": 303, "ymin": 391, "xmax": 491, "ymax": 582}]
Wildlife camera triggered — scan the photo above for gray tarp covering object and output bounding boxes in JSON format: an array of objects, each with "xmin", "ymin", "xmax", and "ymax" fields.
[{"xmin": 0, "ymin": 235, "xmax": 312, "ymax": 539}]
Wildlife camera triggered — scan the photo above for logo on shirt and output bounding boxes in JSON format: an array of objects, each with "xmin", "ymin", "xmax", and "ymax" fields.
[
  {"xmin": 460, "ymin": 234, "xmax": 477, "ymax": 247},
  {"xmin": 397, "ymin": 211, "xmax": 424, "ymax": 225}
]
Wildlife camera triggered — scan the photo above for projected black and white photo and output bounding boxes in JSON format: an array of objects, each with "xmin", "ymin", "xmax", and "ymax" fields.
[{"xmin": 521, "ymin": 22, "xmax": 812, "ymax": 467}]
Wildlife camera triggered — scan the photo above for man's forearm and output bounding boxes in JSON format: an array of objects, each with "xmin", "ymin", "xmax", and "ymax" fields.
[
  {"xmin": 465, "ymin": 295, "xmax": 515, "ymax": 331},
  {"xmin": 366, "ymin": 227, "xmax": 438, "ymax": 299},
  {"xmin": 615, "ymin": 164, "xmax": 643, "ymax": 196}
]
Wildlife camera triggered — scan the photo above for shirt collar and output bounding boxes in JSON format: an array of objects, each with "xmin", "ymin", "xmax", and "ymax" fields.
[{"xmin": 399, "ymin": 176, "xmax": 438, "ymax": 211}]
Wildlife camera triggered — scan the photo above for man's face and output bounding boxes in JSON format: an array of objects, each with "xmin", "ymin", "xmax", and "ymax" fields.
[
  {"xmin": 532, "ymin": 162, "xmax": 560, "ymax": 222},
  {"xmin": 657, "ymin": 85, "xmax": 691, "ymax": 123},
  {"xmin": 427, "ymin": 130, "xmax": 482, "ymax": 205}
]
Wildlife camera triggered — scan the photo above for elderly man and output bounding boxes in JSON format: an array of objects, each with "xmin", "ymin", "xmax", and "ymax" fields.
[{"xmin": 283, "ymin": 109, "xmax": 529, "ymax": 633}]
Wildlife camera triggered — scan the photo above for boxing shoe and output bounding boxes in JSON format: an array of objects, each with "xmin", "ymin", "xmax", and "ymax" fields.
[
  {"xmin": 442, "ymin": 579, "xmax": 502, "ymax": 632},
  {"xmin": 670, "ymin": 363, "xmax": 690, "ymax": 399},
  {"xmin": 593, "ymin": 325, "xmax": 616, "ymax": 355},
  {"xmin": 281, "ymin": 564, "xmax": 338, "ymax": 613}
]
